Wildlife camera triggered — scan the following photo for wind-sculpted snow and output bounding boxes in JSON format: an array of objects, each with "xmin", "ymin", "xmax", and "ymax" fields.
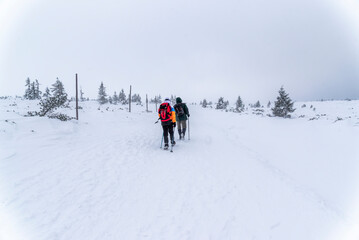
[{"xmin": 0, "ymin": 99, "xmax": 358, "ymax": 240}]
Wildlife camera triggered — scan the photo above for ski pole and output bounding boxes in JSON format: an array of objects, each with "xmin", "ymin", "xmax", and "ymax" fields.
[
  {"xmin": 160, "ymin": 134, "xmax": 164, "ymax": 148},
  {"xmin": 188, "ymin": 117, "xmax": 190, "ymax": 140},
  {"xmin": 154, "ymin": 118, "xmax": 160, "ymax": 124}
]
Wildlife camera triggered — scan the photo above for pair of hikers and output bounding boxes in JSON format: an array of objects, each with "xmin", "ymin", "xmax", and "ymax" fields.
[{"xmin": 158, "ymin": 97, "xmax": 190, "ymax": 149}]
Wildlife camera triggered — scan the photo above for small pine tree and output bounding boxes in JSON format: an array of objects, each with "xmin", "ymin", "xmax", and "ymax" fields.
[
  {"xmin": 202, "ymin": 99, "xmax": 208, "ymax": 108},
  {"xmin": 272, "ymin": 86, "xmax": 296, "ymax": 118},
  {"xmin": 97, "ymin": 82, "xmax": 108, "ymax": 105},
  {"xmin": 132, "ymin": 94, "xmax": 142, "ymax": 104},
  {"xmin": 137, "ymin": 94, "xmax": 142, "ymax": 104},
  {"xmin": 150, "ymin": 95, "xmax": 162, "ymax": 104},
  {"xmin": 254, "ymin": 100, "xmax": 261, "ymax": 108},
  {"xmin": 43, "ymin": 87, "xmax": 51, "ymax": 98},
  {"xmin": 38, "ymin": 79, "xmax": 68, "ymax": 116},
  {"xmin": 216, "ymin": 97, "xmax": 228, "ymax": 110},
  {"xmin": 118, "ymin": 89, "xmax": 127, "ymax": 104},
  {"xmin": 24, "ymin": 77, "xmax": 31, "ymax": 99},
  {"xmin": 29, "ymin": 82, "xmax": 36, "ymax": 100},
  {"xmin": 112, "ymin": 91, "xmax": 119, "ymax": 104},
  {"xmin": 34, "ymin": 79, "xmax": 42, "ymax": 99},
  {"xmin": 51, "ymin": 78, "xmax": 68, "ymax": 106},
  {"xmin": 267, "ymin": 101, "xmax": 271, "ymax": 108},
  {"xmin": 235, "ymin": 96, "xmax": 244, "ymax": 112}
]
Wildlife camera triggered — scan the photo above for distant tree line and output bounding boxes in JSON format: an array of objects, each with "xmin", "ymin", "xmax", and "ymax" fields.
[
  {"xmin": 97, "ymin": 82, "xmax": 142, "ymax": 105},
  {"xmin": 200, "ymin": 86, "xmax": 295, "ymax": 118},
  {"xmin": 22, "ymin": 77, "xmax": 296, "ymax": 119}
]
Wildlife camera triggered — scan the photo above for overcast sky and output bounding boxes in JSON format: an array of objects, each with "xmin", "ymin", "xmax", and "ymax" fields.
[{"xmin": 0, "ymin": 0, "xmax": 358, "ymax": 103}]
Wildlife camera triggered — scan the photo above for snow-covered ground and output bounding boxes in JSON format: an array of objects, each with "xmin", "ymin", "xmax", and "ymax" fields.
[{"xmin": 0, "ymin": 98, "xmax": 358, "ymax": 240}]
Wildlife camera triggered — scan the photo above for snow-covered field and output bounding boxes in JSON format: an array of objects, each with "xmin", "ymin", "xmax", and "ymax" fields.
[{"xmin": 0, "ymin": 98, "xmax": 358, "ymax": 240}]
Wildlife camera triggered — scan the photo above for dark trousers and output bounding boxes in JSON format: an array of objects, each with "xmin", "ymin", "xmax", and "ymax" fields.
[{"xmin": 162, "ymin": 124, "xmax": 174, "ymax": 145}]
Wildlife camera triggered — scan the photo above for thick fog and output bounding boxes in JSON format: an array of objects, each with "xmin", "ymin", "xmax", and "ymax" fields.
[{"xmin": 0, "ymin": 0, "xmax": 358, "ymax": 103}]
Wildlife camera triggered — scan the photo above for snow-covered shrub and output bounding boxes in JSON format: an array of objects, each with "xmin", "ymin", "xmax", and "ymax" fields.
[{"xmin": 48, "ymin": 113, "xmax": 74, "ymax": 121}]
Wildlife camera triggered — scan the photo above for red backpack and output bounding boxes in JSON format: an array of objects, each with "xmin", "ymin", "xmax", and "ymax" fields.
[{"xmin": 158, "ymin": 103, "xmax": 172, "ymax": 122}]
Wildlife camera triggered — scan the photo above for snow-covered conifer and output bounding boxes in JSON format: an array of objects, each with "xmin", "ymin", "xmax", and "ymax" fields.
[
  {"xmin": 132, "ymin": 94, "xmax": 142, "ymax": 104},
  {"xmin": 267, "ymin": 101, "xmax": 271, "ymax": 108},
  {"xmin": 35, "ymin": 79, "xmax": 42, "ymax": 99},
  {"xmin": 118, "ymin": 89, "xmax": 127, "ymax": 104},
  {"xmin": 29, "ymin": 82, "xmax": 36, "ymax": 100},
  {"xmin": 271, "ymin": 86, "xmax": 295, "ymax": 118},
  {"xmin": 24, "ymin": 78, "xmax": 31, "ymax": 99},
  {"xmin": 254, "ymin": 101, "xmax": 261, "ymax": 108},
  {"xmin": 112, "ymin": 91, "xmax": 119, "ymax": 104},
  {"xmin": 235, "ymin": 96, "xmax": 244, "ymax": 112},
  {"xmin": 97, "ymin": 82, "xmax": 108, "ymax": 105},
  {"xmin": 43, "ymin": 87, "xmax": 51, "ymax": 98},
  {"xmin": 150, "ymin": 95, "xmax": 162, "ymax": 104},
  {"xmin": 38, "ymin": 79, "xmax": 68, "ymax": 116},
  {"xmin": 216, "ymin": 97, "xmax": 228, "ymax": 110},
  {"xmin": 202, "ymin": 99, "xmax": 208, "ymax": 108},
  {"xmin": 51, "ymin": 78, "xmax": 68, "ymax": 106}
]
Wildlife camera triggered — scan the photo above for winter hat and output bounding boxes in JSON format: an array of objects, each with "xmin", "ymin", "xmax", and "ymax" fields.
[
  {"xmin": 164, "ymin": 97, "xmax": 171, "ymax": 104},
  {"xmin": 176, "ymin": 97, "xmax": 182, "ymax": 103}
]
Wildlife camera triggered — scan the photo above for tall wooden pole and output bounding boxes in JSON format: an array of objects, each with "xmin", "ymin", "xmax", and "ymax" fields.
[
  {"xmin": 129, "ymin": 85, "xmax": 132, "ymax": 112},
  {"xmin": 146, "ymin": 94, "xmax": 148, "ymax": 112},
  {"xmin": 76, "ymin": 73, "xmax": 79, "ymax": 120}
]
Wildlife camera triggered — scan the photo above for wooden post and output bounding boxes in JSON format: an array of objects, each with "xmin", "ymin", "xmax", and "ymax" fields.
[
  {"xmin": 76, "ymin": 73, "xmax": 79, "ymax": 120},
  {"xmin": 129, "ymin": 85, "xmax": 132, "ymax": 112},
  {"xmin": 146, "ymin": 94, "xmax": 148, "ymax": 112}
]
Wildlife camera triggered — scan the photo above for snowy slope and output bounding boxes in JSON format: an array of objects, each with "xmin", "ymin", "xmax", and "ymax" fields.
[{"xmin": 0, "ymin": 99, "xmax": 358, "ymax": 240}]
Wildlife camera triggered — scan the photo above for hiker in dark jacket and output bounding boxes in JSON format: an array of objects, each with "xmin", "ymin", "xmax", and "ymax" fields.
[{"xmin": 173, "ymin": 97, "xmax": 190, "ymax": 140}]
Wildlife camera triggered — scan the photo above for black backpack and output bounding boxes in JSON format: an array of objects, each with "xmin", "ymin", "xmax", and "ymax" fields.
[{"xmin": 175, "ymin": 103, "xmax": 185, "ymax": 117}]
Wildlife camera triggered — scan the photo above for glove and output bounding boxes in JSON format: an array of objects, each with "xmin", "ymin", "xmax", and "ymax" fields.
[
  {"xmin": 187, "ymin": 114, "xmax": 190, "ymax": 117},
  {"xmin": 173, "ymin": 122, "xmax": 176, "ymax": 128}
]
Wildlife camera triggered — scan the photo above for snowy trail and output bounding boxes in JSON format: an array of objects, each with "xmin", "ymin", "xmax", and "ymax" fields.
[{"xmin": 1, "ymin": 101, "xmax": 358, "ymax": 240}]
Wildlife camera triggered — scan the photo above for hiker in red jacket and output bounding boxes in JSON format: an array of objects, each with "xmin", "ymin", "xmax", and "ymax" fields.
[{"xmin": 158, "ymin": 98, "xmax": 176, "ymax": 150}]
